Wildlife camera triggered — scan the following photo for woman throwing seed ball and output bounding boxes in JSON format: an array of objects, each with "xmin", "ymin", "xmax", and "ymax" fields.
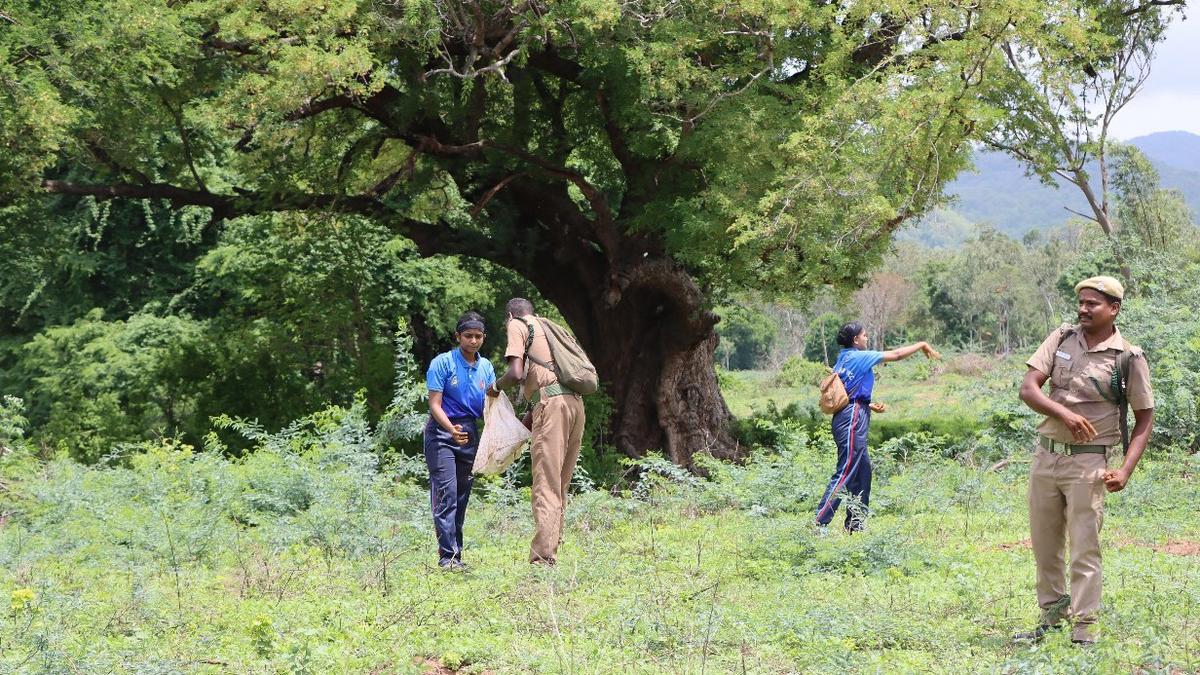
[
  {"xmin": 814, "ymin": 322, "xmax": 940, "ymax": 532},
  {"xmin": 424, "ymin": 311, "xmax": 496, "ymax": 571}
]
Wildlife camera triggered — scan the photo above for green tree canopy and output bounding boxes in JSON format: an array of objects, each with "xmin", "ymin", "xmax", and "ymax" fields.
[{"xmin": 1, "ymin": 0, "xmax": 1163, "ymax": 464}]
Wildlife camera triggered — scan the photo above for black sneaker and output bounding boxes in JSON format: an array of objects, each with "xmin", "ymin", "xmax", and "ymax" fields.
[
  {"xmin": 1013, "ymin": 624, "xmax": 1055, "ymax": 643},
  {"xmin": 1071, "ymin": 638, "xmax": 1096, "ymax": 647}
]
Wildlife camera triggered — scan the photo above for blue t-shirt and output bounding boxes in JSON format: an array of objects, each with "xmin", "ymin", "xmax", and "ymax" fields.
[
  {"xmin": 834, "ymin": 348, "xmax": 885, "ymax": 401},
  {"xmin": 426, "ymin": 348, "xmax": 496, "ymax": 419}
]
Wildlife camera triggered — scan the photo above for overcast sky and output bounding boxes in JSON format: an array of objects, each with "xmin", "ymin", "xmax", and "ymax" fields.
[{"xmin": 1109, "ymin": 15, "xmax": 1200, "ymax": 140}]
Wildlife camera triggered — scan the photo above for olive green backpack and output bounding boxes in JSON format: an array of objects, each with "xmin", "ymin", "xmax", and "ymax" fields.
[{"xmin": 522, "ymin": 317, "xmax": 600, "ymax": 395}]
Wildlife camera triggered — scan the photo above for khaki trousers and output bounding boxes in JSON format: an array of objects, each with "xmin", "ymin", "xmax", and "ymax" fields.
[
  {"xmin": 529, "ymin": 394, "xmax": 586, "ymax": 563},
  {"xmin": 1028, "ymin": 445, "xmax": 1109, "ymax": 639}
]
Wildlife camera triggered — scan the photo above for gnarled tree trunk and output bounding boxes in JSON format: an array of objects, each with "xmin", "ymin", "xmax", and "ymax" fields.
[
  {"xmin": 504, "ymin": 187, "xmax": 738, "ymax": 466},
  {"xmin": 559, "ymin": 266, "xmax": 736, "ymax": 466}
]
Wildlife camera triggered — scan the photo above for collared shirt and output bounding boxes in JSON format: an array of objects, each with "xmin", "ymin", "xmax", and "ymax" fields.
[
  {"xmin": 1026, "ymin": 325, "xmax": 1154, "ymax": 446},
  {"xmin": 834, "ymin": 347, "xmax": 886, "ymax": 401},
  {"xmin": 504, "ymin": 317, "xmax": 557, "ymax": 401},
  {"xmin": 426, "ymin": 348, "xmax": 495, "ymax": 419}
]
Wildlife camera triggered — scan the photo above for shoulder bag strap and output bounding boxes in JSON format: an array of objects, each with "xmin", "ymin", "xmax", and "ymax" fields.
[
  {"xmin": 1115, "ymin": 350, "xmax": 1134, "ymax": 454},
  {"xmin": 521, "ymin": 317, "xmax": 554, "ymax": 371}
]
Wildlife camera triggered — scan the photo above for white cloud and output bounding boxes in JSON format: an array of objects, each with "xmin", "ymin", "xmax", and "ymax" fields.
[
  {"xmin": 1110, "ymin": 92, "xmax": 1200, "ymax": 139},
  {"xmin": 1110, "ymin": 15, "xmax": 1200, "ymax": 140}
]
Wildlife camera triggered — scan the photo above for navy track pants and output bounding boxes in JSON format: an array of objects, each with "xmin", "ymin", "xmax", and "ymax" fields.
[
  {"xmin": 815, "ymin": 400, "xmax": 873, "ymax": 530},
  {"xmin": 423, "ymin": 417, "xmax": 479, "ymax": 563}
]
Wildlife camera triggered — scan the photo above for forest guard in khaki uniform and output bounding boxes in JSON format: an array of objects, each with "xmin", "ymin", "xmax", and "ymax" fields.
[
  {"xmin": 1016, "ymin": 276, "xmax": 1154, "ymax": 645},
  {"xmin": 489, "ymin": 298, "xmax": 587, "ymax": 565}
]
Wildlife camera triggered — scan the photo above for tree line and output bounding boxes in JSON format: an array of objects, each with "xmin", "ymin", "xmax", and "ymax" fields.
[{"xmin": 717, "ymin": 145, "xmax": 1199, "ymax": 368}]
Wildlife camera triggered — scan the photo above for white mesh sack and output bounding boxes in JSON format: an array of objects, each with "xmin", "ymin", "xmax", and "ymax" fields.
[{"xmin": 472, "ymin": 391, "xmax": 531, "ymax": 475}]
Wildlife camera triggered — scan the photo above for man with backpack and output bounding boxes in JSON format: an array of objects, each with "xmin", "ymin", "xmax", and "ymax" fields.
[
  {"xmin": 1015, "ymin": 276, "xmax": 1154, "ymax": 645},
  {"xmin": 489, "ymin": 298, "xmax": 595, "ymax": 565}
]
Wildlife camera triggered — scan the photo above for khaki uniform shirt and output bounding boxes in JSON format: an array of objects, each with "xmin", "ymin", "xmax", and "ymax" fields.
[
  {"xmin": 1026, "ymin": 325, "xmax": 1154, "ymax": 446},
  {"xmin": 504, "ymin": 317, "xmax": 558, "ymax": 401}
]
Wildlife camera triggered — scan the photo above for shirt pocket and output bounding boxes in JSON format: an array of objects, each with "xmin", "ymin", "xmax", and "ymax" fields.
[
  {"xmin": 1076, "ymin": 358, "xmax": 1119, "ymax": 404},
  {"xmin": 1049, "ymin": 354, "xmax": 1077, "ymax": 390}
]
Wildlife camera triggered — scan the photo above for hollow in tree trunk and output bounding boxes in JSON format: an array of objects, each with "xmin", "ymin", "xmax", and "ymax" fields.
[{"xmin": 523, "ymin": 254, "xmax": 739, "ymax": 468}]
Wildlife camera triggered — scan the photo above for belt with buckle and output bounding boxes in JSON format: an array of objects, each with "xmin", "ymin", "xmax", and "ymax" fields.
[
  {"xmin": 532, "ymin": 383, "xmax": 579, "ymax": 403},
  {"xmin": 1039, "ymin": 436, "xmax": 1107, "ymax": 455}
]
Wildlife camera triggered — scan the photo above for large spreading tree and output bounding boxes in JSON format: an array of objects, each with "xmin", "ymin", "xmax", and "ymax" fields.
[{"xmin": 0, "ymin": 0, "xmax": 1162, "ymax": 465}]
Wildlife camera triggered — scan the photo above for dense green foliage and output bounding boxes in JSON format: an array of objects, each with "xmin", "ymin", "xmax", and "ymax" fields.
[
  {"xmin": 3, "ymin": 389, "xmax": 1199, "ymax": 673},
  {"xmin": 0, "ymin": 205, "xmax": 535, "ymax": 459},
  {"xmin": 2, "ymin": 0, "xmax": 1179, "ymax": 461}
]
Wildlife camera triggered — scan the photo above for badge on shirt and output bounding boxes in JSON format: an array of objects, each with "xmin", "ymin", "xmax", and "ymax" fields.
[
  {"xmin": 1055, "ymin": 350, "xmax": 1072, "ymax": 361},
  {"xmin": 449, "ymin": 375, "xmax": 459, "ymax": 387}
]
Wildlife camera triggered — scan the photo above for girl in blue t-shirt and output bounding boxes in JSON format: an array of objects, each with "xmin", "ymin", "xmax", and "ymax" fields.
[
  {"xmin": 815, "ymin": 322, "xmax": 940, "ymax": 531},
  {"xmin": 424, "ymin": 310, "xmax": 497, "ymax": 570}
]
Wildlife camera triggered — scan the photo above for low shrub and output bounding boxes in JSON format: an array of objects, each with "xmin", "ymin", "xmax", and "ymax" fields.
[{"xmin": 773, "ymin": 356, "xmax": 827, "ymax": 388}]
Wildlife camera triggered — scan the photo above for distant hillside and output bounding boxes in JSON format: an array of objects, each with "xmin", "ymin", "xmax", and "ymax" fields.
[
  {"xmin": 1129, "ymin": 131, "xmax": 1200, "ymax": 174},
  {"xmin": 922, "ymin": 132, "xmax": 1200, "ymax": 238}
]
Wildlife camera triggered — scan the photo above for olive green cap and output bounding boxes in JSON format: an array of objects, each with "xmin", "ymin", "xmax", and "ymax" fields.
[{"xmin": 1074, "ymin": 275, "xmax": 1124, "ymax": 300}]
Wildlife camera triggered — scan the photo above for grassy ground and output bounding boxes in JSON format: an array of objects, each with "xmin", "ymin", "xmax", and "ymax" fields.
[
  {"xmin": 1, "ymin": 358, "xmax": 1196, "ymax": 673},
  {"xmin": 3, "ymin": 420, "xmax": 1200, "ymax": 674}
]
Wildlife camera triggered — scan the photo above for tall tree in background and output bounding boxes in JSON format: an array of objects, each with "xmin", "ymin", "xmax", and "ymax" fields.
[
  {"xmin": 0, "ymin": 0, "xmax": 1162, "ymax": 465},
  {"xmin": 1110, "ymin": 144, "xmax": 1193, "ymax": 251},
  {"xmin": 980, "ymin": 0, "xmax": 1182, "ymax": 265},
  {"xmin": 854, "ymin": 272, "xmax": 914, "ymax": 350}
]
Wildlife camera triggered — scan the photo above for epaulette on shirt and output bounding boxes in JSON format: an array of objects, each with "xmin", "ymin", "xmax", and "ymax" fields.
[{"xmin": 1055, "ymin": 323, "xmax": 1076, "ymax": 346}]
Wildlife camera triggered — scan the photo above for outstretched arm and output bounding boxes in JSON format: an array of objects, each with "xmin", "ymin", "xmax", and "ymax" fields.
[
  {"xmin": 488, "ymin": 355, "xmax": 525, "ymax": 396},
  {"xmin": 882, "ymin": 341, "xmax": 941, "ymax": 362}
]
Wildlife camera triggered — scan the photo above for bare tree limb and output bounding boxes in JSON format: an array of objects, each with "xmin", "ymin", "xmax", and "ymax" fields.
[
  {"xmin": 1123, "ymin": 0, "xmax": 1185, "ymax": 16},
  {"xmin": 1064, "ymin": 206, "xmax": 1100, "ymax": 223},
  {"xmin": 469, "ymin": 172, "xmax": 525, "ymax": 217},
  {"xmin": 412, "ymin": 135, "xmax": 616, "ymax": 230}
]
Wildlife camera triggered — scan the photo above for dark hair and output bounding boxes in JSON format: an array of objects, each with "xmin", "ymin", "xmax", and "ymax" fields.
[
  {"xmin": 836, "ymin": 322, "xmax": 864, "ymax": 348},
  {"xmin": 455, "ymin": 310, "xmax": 486, "ymax": 334},
  {"xmin": 506, "ymin": 297, "xmax": 535, "ymax": 318}
]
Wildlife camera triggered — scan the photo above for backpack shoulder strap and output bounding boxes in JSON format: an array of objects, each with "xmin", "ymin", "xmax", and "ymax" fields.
[
  {"xmin": 1055, "ymin": 323, "xmax": 1075, "ymax": 348},
  {"xmin": 1113, "ymin": 341, "xmax": 1143, "ymax": 455},
  {"xmin": 521, "ymin": 316, "xmax": 553, "ymax": 371}
]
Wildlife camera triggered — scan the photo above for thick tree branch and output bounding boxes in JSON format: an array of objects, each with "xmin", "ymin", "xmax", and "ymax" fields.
[
  {"xmin": 40, "ymin": 178, "xmax": 510, "ymax": 266},
  {"xmin": 526, "ymin": 46, "xmax": 584, "ymax": 82},
  {"xmin": 413, "ymin": 135, "xmax": 616, "ymax": 232},
  {"xmin": 469, "ymin": 172, "xmax": 526, "ymax": 217},
  {"xmin": 1123, "ymin": 0, "xmax": 1185, "ymax": 16},
  {"xmin": 287, "ymin": 94, "xmax": 355, "ymax": 121},
  {"xmin": 595, "ymin": 89, "xmax": 638, "ymax": 180},
  {"xmin": 41, "ymin": 179, "xmax": 390, "ymax": 225}
]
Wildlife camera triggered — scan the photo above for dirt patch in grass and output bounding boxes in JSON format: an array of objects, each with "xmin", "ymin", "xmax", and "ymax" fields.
[
  {"xmin": 414, "ymin": 658, "xmax": 458, "ymax": 674},
  {"xmin": 1151, "ymin": 540, "xmax": 1200, "ymax": 556},
  {"xmin": 998, "ymin": 539, "xmax": 1031, "ymax": 551},
  {"xmin": 414, "ymin": 657, "xmax": 494, "ymax": 675}
]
